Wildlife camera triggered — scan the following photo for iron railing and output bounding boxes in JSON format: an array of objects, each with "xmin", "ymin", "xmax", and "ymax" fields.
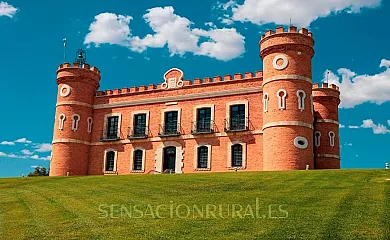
[
  {"xmin": 158, "ymin": 122, "xmax": 181, "ymax": 137},
  {"xmin": 191, "ymin": 120, "xmax": 215, "ymax": 134},
  {"xmin": 100, "ymin": 130, "xmax": 120, "ymax": 141},
  {"xmin": 224, "ymin": 116, "xmax": 248, "ymax": 132},
  {"xmin": 127, "ymin": 125, "xmax": 148, "ymax": 139}
]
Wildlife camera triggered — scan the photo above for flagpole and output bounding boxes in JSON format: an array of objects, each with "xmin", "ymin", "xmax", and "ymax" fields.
[{"xmin": 63, "ymin": 38, "xmax": 67, "ymax": 62}]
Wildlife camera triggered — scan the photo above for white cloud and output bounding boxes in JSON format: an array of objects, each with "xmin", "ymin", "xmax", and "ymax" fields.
[
  {"xmin": 325, "ymin": 59, "xmax": 390, "ymax": 108},
  {"xmin": 21, "ymin": 149, "xmax": 33, "ymax": 155},
  {"xmin": 344, "ymin": 142, "xmax": 353, "ymax": 146},
  {"xmin": 361, "ymin": 119, "xmax": 390, "ymax": 134},
  {"xmin": 1, "ymin": 141, "xmax": 15, "ymax": 145},
  {"xmin": 0, "ymin": 151, "xmax": 50, "ymax": 161},
  {"xmin": 14, "ymin": 138, "xmax": 32, "ymax": 144},
  {"xmin": 33, "ymin": 143, "xmax": 52, "ymax": 153},
  {"xmin": 219, "ymin": 0, "xmax": 381, "ymax": 27},
  {"xmin": 84, "ymin": 7, "xmax": 245, "ymax": 61},
  {"xmin": 0, "ymin": 1, "xmax": 17, "ymax": 18},
  {"xmin": 388, "ymin": 120, "xmax": 390, "ymax": 126},
  {"xmin": 339, "ymin": 124, "xmax": 345, "ymax": 128},
  {"xmin": 348, "ymin": 125, "xmax": 360, "ymax": 129}
]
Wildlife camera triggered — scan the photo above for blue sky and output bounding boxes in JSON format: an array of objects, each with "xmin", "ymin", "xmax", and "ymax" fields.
[{"xmin": 0, "ymin": 0, "xmax": 389, "ymax": 177}]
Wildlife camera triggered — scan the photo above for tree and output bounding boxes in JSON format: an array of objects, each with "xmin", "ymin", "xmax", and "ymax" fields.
[{"xmin": 27, "ymin": 167, "xmax": 49, "ymax": 177}]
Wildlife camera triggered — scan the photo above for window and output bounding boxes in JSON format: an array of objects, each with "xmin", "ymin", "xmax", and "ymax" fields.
[
  {"xmin": 230, "ymin": 104, "xmax": 246, "ymax": 130},
  {"xmin": 196, "ymin": 108, "xmax": 212, "ymax": 133},
  {"xmin": 297, "ymin": 90, "xmax": 306, "ymax": 111},
  {"xmin": 294, "ymin": 136, "xmax": 308, "ymax": 149},
  {"xmin": 329, "ymin": 131, "xmax": 335, "ymax": 147},
  {"xmin": 277, "ymin": 89, "xmax": 287, "ymax": 110},
  {"xmin": 134, "ymin": 114, "xmax": 147, "ymax": 137},
  {"xmin": 58, "ymin": 114, "xmax": 66, "ymax": 130},
  {"xmin": 133, "ymin": 150, "xmax": 143, "ymax": 171},
  {"xmin": 163, "ymin": 111, "xmax": 178, "ymax": 135},
  {"xmin": 197, "ymin": 146, "xmax": 209, "ymax": 169},
  {"xmin": 71, "ymin": 114, "xmax": 80, "ymax": 131},
  {"xmin": 231, "ymin": 144, "xmax": 243, "ymax": 167},
  {"xmin": 105, "ymin": 151, "xmax": 116, "ymax": 172},
  {"xmin": 310, "ymin": 94, "xmax": 314, "ymax": 114},
  {"xmin": 107, "ymin": 116, "xmax": 119, "ymax": 139},
  {"xmin": 87, "ymin": 117, "xmax": 93, "ymax": 134},
  {"xmin": 314, "ymin": 131, "xmax": 321, "ymax": 147},
  {"xmin": 263, "ymin": 93, "xmax": 269, "ymax": 113}
]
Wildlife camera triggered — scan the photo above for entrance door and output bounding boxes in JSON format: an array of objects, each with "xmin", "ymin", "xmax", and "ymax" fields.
[{"xmin": 163, "ymin": 147, "xmax": 176, "ymax": 172}]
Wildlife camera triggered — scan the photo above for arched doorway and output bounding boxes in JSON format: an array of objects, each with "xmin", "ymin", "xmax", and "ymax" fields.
[{"xmin": 163, "ymin": 147, "xmax": 176, "ymax": 172}]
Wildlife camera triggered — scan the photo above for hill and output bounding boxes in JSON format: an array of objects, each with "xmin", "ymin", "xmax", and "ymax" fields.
[{"xmin": 0, "ymin": 170, "xmax": 389, "ymax": 239}]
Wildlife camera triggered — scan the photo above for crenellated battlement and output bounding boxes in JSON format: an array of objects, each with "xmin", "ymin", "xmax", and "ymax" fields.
[
  {"xmin": 96, "ymin": 70, "xmax": 263, "ymax": 97},
  {"xmin": 57, "ymin": 62, "xmax": 101, "ymax": 75},
  {"xmin": 312, "ymin": 82, "xmax": 340, "ymax": 91},
  {"xmin": 261, "ymin": 26, "xmax": 313, "ymax": 40}
]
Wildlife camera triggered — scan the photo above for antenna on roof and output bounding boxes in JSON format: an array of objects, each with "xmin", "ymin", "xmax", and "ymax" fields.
[
  {"xmin": 289, "ymin": 14, "xmax": 292, "ymax": 26},
  {"xmin": 326, "ymin": 71, "xmax": 330, "ymax": 84},
  {"xmin": 63, "ymin": 38, "xmax": 67, "ymax": 62}
]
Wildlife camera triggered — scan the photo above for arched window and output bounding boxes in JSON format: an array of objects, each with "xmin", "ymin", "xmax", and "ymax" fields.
[
  {"xmin": 87, "ymin": 117, "xmax": 93, "ymax": 134},
  {"xmin": 262, "ymin": 93, "xmax": 269, "ymax": 113},
  {"xmin": 197, "ymin": 146, "xmax": 208, "ymax": 169},
  {"xmin": 296, "ymin": 90, "xmax": 306, "ymax": 111},
  {"xmin": 105, "ymin": 151, "xmax": 116, "ymax": 172},
  {"xmin": 277, "ymin": 89, "xmax": 287, "ymax": 110},
  {"xmin": 314, "ymin": 131, "xmax": 321, "ymax": 147},
  {"xmin": 58, "ymin": 114, "xmax": 66, "ymax": 131},
  {"xmin": 71, "ymin": 114, "xmax": 80, "ymax": 131},
  {"xmin": 310, "ymin": 94, "xmax": 314, "ymax": 114},
  {"xmin": 329, "ymin": 131, "xmax": 335, "ymax": 147},
  {"xmin": 133, "ymin": 150, "xmax": 143, "ymax": 171},
  {"xmin": 232, "ymin": 144, "xmax": 243, "ymax": 167}
]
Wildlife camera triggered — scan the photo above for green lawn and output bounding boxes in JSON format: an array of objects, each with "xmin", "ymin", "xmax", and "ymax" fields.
[{"xmin": 0, "ymin": 170, "xmax": 389, "ymax": 239}]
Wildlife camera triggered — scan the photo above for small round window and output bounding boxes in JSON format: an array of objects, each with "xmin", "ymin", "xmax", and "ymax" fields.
[{"xmin": 294, "ymin": 137, "xmax": 308, "ymax": 149}]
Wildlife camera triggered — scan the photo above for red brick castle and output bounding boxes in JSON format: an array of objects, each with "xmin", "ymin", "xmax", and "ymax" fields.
[{"xmin": 50, "ymin": 26, "xmax": 341, "ymax": 176}]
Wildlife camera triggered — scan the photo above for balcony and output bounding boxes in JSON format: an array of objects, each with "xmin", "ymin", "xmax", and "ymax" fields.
[
  {"xmin": 128, "ymin": 126, "xmax": 148, "ymax": 139},
  {"xmin": 100, "ymin": 130, "xmax": 120, "ymax": 141},
  {"xmin": 158, "ymin": 122, "xmax": 181, "ymax": 137},
  {"xmin": 191, "ymin": 120, "xmax": 215, "ymax": 134},
  {"xmin": 224, "ymin": 117, "xmax": 248, "ymax": 132}
]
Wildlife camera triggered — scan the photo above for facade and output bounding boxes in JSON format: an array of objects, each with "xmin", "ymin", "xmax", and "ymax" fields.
[{"xmin": 50, "ymin": 26, "xmax": 341, "ymax": 176}]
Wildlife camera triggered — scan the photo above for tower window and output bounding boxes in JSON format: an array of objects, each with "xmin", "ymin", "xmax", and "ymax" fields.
[
  {"xmin": 58, "ymin": 114, "xmax": 66, "ymax": 131},
  {"xmin": 263, "ymin": 93, "xmax": 269, "ymax": 113},
  {"xmin": 296, "ymin": 90, "xmax": 306, "ymax": 111},
  {"xmin": 314, "ymin": 131, "xmax": 321, "ymax": 147},
  {"xmin": 277, "ymin": 89, "xmax": 287, "ymax": 110},
  {"xmin": 105, "ymin": 151, "xmax": 116, "ymax": 172},
  {"xmin": 231, "ymin": 144, "xmax": 243, "ymax": 167},
  {"xmin": 87, "ymin": 117, "xmax": 93, "ymax": 134},
  {"xmin": 71, "ymin": 114, "xmax": 80, "ymax": 131},
  {"xmin": 329, "ymin": 131, "xmax": 335, "ymax": 147},
  {"xmin": 197, "ymin": 146, "xmax": 209, "ymax": 169},
  {"xmin": 133, "ymin": 150, "xmax": 143, "ymax": 171},
  {"xmin": 107, "ymin": 116, "xmax": 119, "ymax": 139}
]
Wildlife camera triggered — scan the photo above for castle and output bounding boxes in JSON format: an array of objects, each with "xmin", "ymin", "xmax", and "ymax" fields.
[{"xmin": 50, "ymin": 26, "xmax": 341, "ymax": 176}]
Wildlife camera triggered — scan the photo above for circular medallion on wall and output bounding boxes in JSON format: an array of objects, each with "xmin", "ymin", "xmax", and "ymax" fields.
[
  {"xmin": 272, "ymin": 54, "xmax": 289, "ymax": 70},
  {"xmin": 60, "ymin": 85, "xmax": 71, "ymax": 97},
  {"xmin": 294, "ymin": 136, "xmax": 308, "ymax": 149}
]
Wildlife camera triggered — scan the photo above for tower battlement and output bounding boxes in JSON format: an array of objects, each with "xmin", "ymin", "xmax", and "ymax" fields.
[
  {"xmin": 260, "ymin": 26, "xmax": 313, "ymax": 40},
  {"xmin": 57, "ymin": 62, "xmax": 101, "ymax": 74}
]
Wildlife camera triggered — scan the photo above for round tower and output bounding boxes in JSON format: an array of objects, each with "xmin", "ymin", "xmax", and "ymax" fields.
[
  {"xmin": 50, "ymin": 60, "xmax": 101, "ymax": 176},
  {"xmin": 260, "ymin": 26, "xmax": 315, "ymax": 170},
  {"xmin": 312, "ymin": 83, "xmax": 341, "ymax": 169}
]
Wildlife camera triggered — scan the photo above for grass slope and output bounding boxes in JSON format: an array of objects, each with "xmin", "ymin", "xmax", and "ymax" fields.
[{"xmin": 0, "ymin": 170, "xmax": 389, "ymax": 239}]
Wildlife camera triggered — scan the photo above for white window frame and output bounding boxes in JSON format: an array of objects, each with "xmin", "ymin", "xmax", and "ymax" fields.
[
  {"xmin": 314, "ymin": 131, "xmax": 321, "ymax": 147},
  {"xmin": 130, "ymin": 110, "xmax": 150, "ymax": 136},
  {"xmin": 58, "ymin": 113, "xmax": 66, "ymax": 131},
  {"xmin": 161, "ymin": 107, "xmax": 182, "ymax": 132},
  {"xmin": 296, "ymin": 90, "xmax": 306, "ymax": 111},
  {"xmin": 226, "ymin": 100, "xmax": 249, "ymax": 130},
  {"xmin": 329, "ymin": 131, "xmax": 335, "ymax": 148},
  {"xmin": 262, "ymin": 93, "xmax": 269, "ymax": 113},
  {"xmin": 194, "ymin": 144, "xmax": 212, "ymax": 171},
  {"xmin": 103, "ymin": 113, "xmax": 122, "ymax": 139},
  {"xmin": 130, "ymin": 147, "xmax": 146, "ymax": 173},
  {"xmin": 71, "ymin": 114, "xmax": 80, "ymax": 131},
  {"xmin": 87, "ymin": 117, "xmax": 93, "ymax": 134},
  {"xmin": 310, "ymin": 94, "xmax": 314, "ymax": 114},
  {"xmin": 103, "ymin": 149, "xmax": 118, "ymax": 173},
  {"xmin": 193, "ymin": 104, "xmax": 215, "ymax": 132},
  {"xmin": 277, "ymin": 89, "xmax": 287, "ymax": 110},
  {"xmin": 227, "ymin": 141, "xmax": 247, "ymax": 170}
]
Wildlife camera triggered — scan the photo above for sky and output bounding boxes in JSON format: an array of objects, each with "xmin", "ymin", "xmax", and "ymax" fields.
[{"xmin": 0, "ymin": 0, "xmax": 389, "ymax": 177}]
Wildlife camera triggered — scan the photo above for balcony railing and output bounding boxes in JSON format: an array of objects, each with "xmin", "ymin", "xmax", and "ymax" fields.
[
  {"xmin": 158, "ymin": 122, "xmax": 181, "ymax": 137},
  {"xmin": 191, "ymin": 120, "xmax": 215, "ymax": 134},
  {"xmin": 100, "ymin": 130, "xmax": 120, "ymax": 141},
  {"xmin": 128, "ymin": 125, "xmax": 148, "ymax": 139},
  {"xmin": 224, "ymin": 117, "xmax": 248, "ymax": 132}
]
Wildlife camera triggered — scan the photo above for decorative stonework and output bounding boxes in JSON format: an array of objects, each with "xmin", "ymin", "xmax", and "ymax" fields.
[
  {"xmin": 162, "ymin": 68, "xmax": 184, "ymax": 89},
  {"xmin": 272, "ymin": 54, "xmax": 288, "ymax": 70},
  {"xmin": 60, "ymin": 84, "xmax": 71, "ymax": 97}
]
